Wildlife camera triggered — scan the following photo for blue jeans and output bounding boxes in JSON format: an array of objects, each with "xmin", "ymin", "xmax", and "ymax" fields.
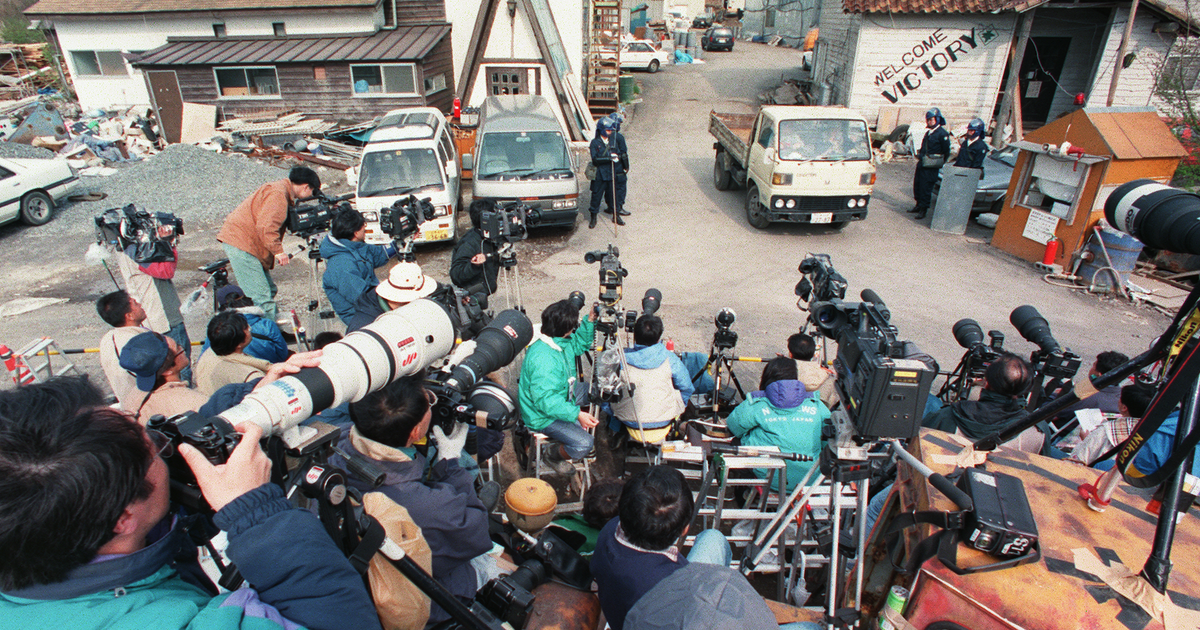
[
  {"xmin": 865, "ymin": 482, "xmax": 893, "ymax": 536},
  {"xmin": 165, "ymin": 321, "xmax": 192, "ymax": 385},
  {"xmin": 539, "ymin": 419, "xmax": 594, "ymax": 460},
  {"xmin": 222, "ymin": 243, "xmax": 279, "ymax": 323}
]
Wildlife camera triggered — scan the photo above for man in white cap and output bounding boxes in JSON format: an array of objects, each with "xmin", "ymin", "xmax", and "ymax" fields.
[{"xmin": 346, "ymin": 262, "xmax": 438, "ymax": 333}]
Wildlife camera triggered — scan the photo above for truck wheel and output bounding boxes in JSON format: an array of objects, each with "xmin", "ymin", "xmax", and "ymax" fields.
[
  {"xmin": 746, "ymin": 184, "xmax": 769, "ymax": 229},
  {"xmin": 648, "ymin": 59, "xmax": 660, "ymax": 73},
  {"xmin": 713, "ymin": 154, "xmax": 732, "ymax": 191}
]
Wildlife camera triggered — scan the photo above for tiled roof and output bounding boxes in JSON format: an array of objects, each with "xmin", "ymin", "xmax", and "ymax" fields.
[
  {"xmin": 843, "ymin": 0, "xmax": 1043, "ymax": 14},
  {"xmin": 133, "ymin": 24, "xmax": 450, "ymax": 66},
  {"xmin": 26, "ymin": 0, "xmax": 374, "ymax": 17}
]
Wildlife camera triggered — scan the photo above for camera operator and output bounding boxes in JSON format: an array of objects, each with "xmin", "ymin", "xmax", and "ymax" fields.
[
  {"xmin": 119, "ymin": 330, "xmax": 320, "ymax": 425},
  {"xmin": 518, "ymin": 299, "xmax": 598, "ymax": 475},
  {"xmin": 591, "ymin": 466, "xmax": 794, "ymax": 630},
  {"xmin": 786, "ymin": 332, "xmax": 838, "ymax": 406},
  {"xmin": 609, "ymin": 314, "xmax": 693, "ymax": 441},
  {"xmin": 346, "ymin": 262, "xmax": 438, "ymax": 333},
  {"xmin": 922, "ymin": 352, "xmax": 1049, "ymax": 452},
  {"xmin": 320, "ymin": 207, "xmax": 400, "ymax": 326},
  {"xmin": 96, "ymin": 290, "xmax": 152, "ymax": 409},
  {"xmin": 193, "ymin": 311, "xmax": 270, "ymax": 396},
  {"xmin": 726, "ymin": 358, "xmax": 830, "ymax": 491},
  {"xmin": 0, "ymin": 376, "xmax": 382, "ymax": 630},
  {"xmin": 1052, "ymin": 350, "xmax": 1129, "ymax": 421},
  {"xmin": 111, "ymin": 224, "xmax": 192, "ymax": 384},
  {"xmin": 450, "ymin": 200, "xmax": 500, "ymax": 298},
  {"xmin": 218, "ymin": 166, "xmax": 322, "ymax": 323},
  {"xmin": 331, "ymin": 374, "xmax": 498, "ymax": 625},
  {"xmin": 1068, "ymin": 381, "xmax": 1154, "ymax": 467}
]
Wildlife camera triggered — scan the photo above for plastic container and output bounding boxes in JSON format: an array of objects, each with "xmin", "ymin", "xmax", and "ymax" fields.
[
  {"xmin": 619, "ymin": 74, "xmax": 636, "ymax": 101},
  {"xmin": 1078, "ymin": 226, "xmax": 1143, "ymax": 290}
]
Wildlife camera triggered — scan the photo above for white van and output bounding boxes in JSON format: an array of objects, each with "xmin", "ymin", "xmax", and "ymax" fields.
[
  {"xmin": 468, "ymin": 95, "xmax": 579, "ymax": 228},
  {"xmin": 355, "ymin": 107, "xmax": 460, "ymax": 245}
]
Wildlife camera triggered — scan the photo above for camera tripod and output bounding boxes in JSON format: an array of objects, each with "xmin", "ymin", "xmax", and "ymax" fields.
[
  {"xmin": 295, "ymin": 231, "xmax": 337, "ymax": 345},
  {"xmin": 691, "ymin": 341, "xmax": 749, "ymax": 423},
  {"xmin": 495, "ymin": 241, "xmax": 524, "ymax": 313}
]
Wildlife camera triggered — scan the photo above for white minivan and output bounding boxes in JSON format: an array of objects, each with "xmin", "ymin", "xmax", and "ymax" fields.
[{"xmin": 355, "ymin": 107, "xmax": 460, "ymax": 245}]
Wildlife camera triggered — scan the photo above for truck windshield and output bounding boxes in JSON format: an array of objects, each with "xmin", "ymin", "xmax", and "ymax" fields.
[
  {"xmin": 476, "ymin": 131, "xmax": 572, "ymax": 179},
  {"xmin": 777, "ymin": 119, "xmax": 871, "ymax": 161},
  {"xmin": 358, "ymin": 148, "xmax": 445, "ymax": 197}
]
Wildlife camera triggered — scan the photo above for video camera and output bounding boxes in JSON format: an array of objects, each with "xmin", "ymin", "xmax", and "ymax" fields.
[
  {"xmin": 379, "ymin": 194, "xmax": 436, "ymax": 241},
  {"xmin": 287, "ymin": 191, "xmax": 354, "ymax": 236},
  {"xmin": 480, "ymin": 200, "xmax": 539, "ymax": 246},
  {"xmin": 95, "ymin": 204, "xmax": 184, "ymax": 264},
  {"xmin": 585, "ymin": 244, "xmax": 629, "ymax": 336},
  {"xmin": 711, "ymin": 307, "xmax": 738, "ymax": 351},
  {"xmin": 796, "ymin": 255, "xmax": 934, "ymax": 440}
]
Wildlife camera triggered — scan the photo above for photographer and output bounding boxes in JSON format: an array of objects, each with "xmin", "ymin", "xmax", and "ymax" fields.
[
  {"xmin": 193, "ymin": 311, "xmax": 270, "ymax": 396},
  {"xmin": 111, "ymin": 224, "xmax": 192, "ymax": 384},
  {"xmin": 609, "ymin": 314, "xmax": 693, "ymax": 440},
  {"xmin": 96, "ymin": 290, "xmax": 152, "ymax": 409},
  {"xmin": 119, "ymin": 331, "xmax": 320, "ymax": 425},
  {"xmin": 450, "ymin": 200, "xmax": 500, "ymax": 298},
  {"xmin": 518, "ymin": 299, "xmax": 598, "ymax": 475},
  {"xmin": 347, "ymin": 262, "xmax": 438, "ymax": 333},
  {"xmin": 201, "ymin": 286, "xmax": 289, "ymax": 364},
  {"xmin": 922, "ymin": 352, "xmax": 1048, "ymax": 452},
  {"xmin": 0, "ymin": 376, "xmax": 382, "ymax": 630},
  {"xmin": 320, "ymin": 208, "xmax": 399, "ymax": 325},
  {"xmin": 218, "ymin": 166, "xmax": 322, "ymax": 323},
  {"xmin": 726, "ymin": 358, "xmax": 830, "ymax": 491},
  {"xmin": 331, "ymin": 374, "xmax": 497, "ymax": 625}
]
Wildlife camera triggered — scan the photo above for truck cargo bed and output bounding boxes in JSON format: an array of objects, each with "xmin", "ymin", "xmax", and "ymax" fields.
[{"xmin": 710, "ymin": 111, "xmax": 756, "ymax": 163}]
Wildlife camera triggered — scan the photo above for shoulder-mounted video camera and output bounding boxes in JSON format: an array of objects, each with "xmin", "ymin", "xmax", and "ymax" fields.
[
  {"xmin": 95, "ymin": 204, "xmax": 184, "ymax": 264},
  {"xmin": 481, "ymin": 201, "xmax": 539, "ymax": 246},
  {"xmin": 287, "ymin": 191, "xmax": 354, "ymax": 236},
  {"xmin": 379, "ymin": 194, "xmax": 436, "ymax": 241}
]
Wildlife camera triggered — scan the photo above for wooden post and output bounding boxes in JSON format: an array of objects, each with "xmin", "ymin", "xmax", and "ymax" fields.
[
  {"xmin": 994, "ymin": 9, "xmax": 1035, "ymax": 148},
  {"xmin": 1106, "ymin": 0, "xmax": 1141, "ymax": 106}
]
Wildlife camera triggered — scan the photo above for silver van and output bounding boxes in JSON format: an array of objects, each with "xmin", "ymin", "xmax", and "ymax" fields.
[{"xmin": 468, "ymin": 95, "xmax": 578, "ymax": 227}]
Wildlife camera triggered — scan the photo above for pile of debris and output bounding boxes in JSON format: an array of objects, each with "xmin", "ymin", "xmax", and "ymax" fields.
[
  {"xmin": 210, "ymin": 110, "xmax": 365, "ymax": 169},
  {"xmin": 0, "ymin": 44, "xmax": 62, "ymax": 101}
]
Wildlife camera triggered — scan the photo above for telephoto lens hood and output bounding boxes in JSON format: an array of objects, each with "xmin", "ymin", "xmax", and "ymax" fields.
[
  {"xmin": 1009, "ymin": 305, "xmax": 1060, "ymax": 354},
  {"xmin": 1106, "ymin": 179, "xmax": 1200, "ymax": 255},
  {"xmin": 953, "ymin": 318, "xmax": 985, "ymax": 349},
  {"xmin": 444, "ymin": 309, "xmax": 534, "ymax": 392},
  {"xmin": 642, "ymin": 288, "xmax": 662, "ymax": 317}
]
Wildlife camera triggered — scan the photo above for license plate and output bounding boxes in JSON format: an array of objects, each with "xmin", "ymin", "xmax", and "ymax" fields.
[
  {"xmin": 811, "ymin": 212, "xmax": 832, "ymax": 224},
  {"xmin": 422, "ymin": 229, "xmax": 450, "ymax": 241}
]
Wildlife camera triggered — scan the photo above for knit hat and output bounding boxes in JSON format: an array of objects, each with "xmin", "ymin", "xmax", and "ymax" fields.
[
  {"xmin": 119, "ymin": 332, "xmax": 169, "ymax": 392},
  {"xmin": 376, "ymin": 262, "xmax": 438, "ymax": 304}
]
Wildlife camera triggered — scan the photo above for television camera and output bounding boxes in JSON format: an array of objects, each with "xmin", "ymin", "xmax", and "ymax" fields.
[
  {"xmin": 287, "ymin": 190, "xmax": 355, "ymax": 237},
  {"xmin": 480, "ymin": 200, "xmax": 539, "ymax": 266},
  {"xmin": 584, "ymin": 244, "xmax": 628, "ymax": 336},
  {"xmin": 94, "ymin": 204, "xmax": 184, "ymax": 264}
]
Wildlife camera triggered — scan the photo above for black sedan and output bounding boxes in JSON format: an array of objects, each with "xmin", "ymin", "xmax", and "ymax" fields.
[{"xmin": 701, "ymin": 26, "xmax": 734, "ymax": 51}]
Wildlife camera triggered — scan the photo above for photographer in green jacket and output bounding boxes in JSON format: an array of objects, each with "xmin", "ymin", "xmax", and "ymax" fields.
[{"xmin": 518, "ymin": 299, "xmax": 598, "ymax": 475}]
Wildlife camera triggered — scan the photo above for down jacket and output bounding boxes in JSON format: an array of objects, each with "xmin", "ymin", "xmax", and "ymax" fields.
[{"xmin": 725, "ymin": 380, "xmax": 830, "ymax": 490}]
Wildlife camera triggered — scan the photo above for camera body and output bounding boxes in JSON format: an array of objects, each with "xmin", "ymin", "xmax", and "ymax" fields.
[
  {"xmin": 379, "ymin": 195, "xmax": 436, "ymax": 241},
  {"xmin": 95, "ymin": 204, "xmax": 184, "ymax": 264},
  {"xmin": 147, "ymin": 411, "xmax": 242, "ymax": 512},
  {"xmin": 480, "ymin": 201, "xmax": 535, "ymax": 245},
  {"xmin": 796, "ymin": 254, "xmax": 847, "ymax": 305},
  {"xmin": 585, "ymin": 245, "xmax": 628, "ymax": 336},
  {"xmin": 288, "ymin": 191, "xmax": 353, "ymax": 236},
  {"xmin": 712, "ymin": 308, "xmax": 738, "ymax": 351}
]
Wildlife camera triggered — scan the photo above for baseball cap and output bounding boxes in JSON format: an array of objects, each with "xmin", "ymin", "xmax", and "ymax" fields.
[
  {"xmin": 216, "ymin": 284, "xmax": 246, "ymax": 309},
  {"xmin": 119, "ymin": 332, "xmax": 170, "ymax": 392}
]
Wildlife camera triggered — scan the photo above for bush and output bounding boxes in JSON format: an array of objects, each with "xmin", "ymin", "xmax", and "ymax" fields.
[{"xmin": 1, "ymin": 17, "xmax": 44, "ymax": 44}]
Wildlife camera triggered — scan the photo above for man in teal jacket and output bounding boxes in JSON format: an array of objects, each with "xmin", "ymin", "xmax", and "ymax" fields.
[
  {"xmin": 726, "ymin": 358, "xmax": 830, "ymax": 490},
  {"xmin": 0, "ymin": 376, "xmax": 381, "ymax": 630},
  {"xmin": 519, "ymin": 299, "xmax": 598, "ymax": 474}
]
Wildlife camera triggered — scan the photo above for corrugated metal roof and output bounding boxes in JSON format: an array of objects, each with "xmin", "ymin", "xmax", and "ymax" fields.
[
  {"xmin": 133, "ymin": 24, "xmax": 450, "ymax": 66},
  {"xmin": 26, "ymin": 0, "xmax": 373, "ymax": 17},
  {"xmin": 843, "ymin": 0, "xmax": 1042, "ymax": 14}
]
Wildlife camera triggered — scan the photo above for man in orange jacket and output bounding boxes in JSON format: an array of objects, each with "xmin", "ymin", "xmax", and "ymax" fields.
[{"xmin": 217, "ymin": 166, "xmax": 321, "ymax": 323}]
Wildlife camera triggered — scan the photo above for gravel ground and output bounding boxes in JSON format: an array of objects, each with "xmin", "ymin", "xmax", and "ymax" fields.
[{"xmin": 0, "ymin": 141, "xmax": 56, "ymax": 159}]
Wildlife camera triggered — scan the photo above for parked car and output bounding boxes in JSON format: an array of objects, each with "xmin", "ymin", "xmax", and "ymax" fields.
[
  {"xmin": 621, "ymin": 40, "xmax": 670, "ymax": 73},
  {"xmin": 692, "ymin": 13, "xmax": 713, "ymax": 28},
  {"xmin": 701, "ymin": 26, "xmax": 735, "ymax": 51},
  {"xmin": 0, "ymin": 156, "xmax": 81, "ymax": 227}
]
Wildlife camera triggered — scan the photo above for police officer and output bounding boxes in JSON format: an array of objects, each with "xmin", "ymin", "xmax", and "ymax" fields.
[
  {"xmin": 953, "ymin": 118, "xmax": 988, "ymax": 174},
  {"xmin": 909, "ymin": 107, "xmax": 950, "ymax": 220},
  {"xmin": 588, "ymin": 117, "xmax": 628, "ymax": 228}
]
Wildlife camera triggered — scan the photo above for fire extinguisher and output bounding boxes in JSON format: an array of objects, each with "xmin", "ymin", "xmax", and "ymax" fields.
[
  {"xmin": 1042, "ymin": 238, "xmax": 1060, "ymax": 265},
  {"xmin": 453, "ymin": 97, "xmax": 462, "ymax": 119}
]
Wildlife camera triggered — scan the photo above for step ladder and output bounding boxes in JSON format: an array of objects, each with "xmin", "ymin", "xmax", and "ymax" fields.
[{"xmin": 3, "ymin": 337, "xmax": 81, "ymax": 385}]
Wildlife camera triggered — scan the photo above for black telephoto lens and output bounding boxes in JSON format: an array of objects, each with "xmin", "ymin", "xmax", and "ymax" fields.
[
  {"xmin": 445, "ymin": 309, "xmax": 533, "ymax": 391},
  {"xmin": 715, "ymin": 308, "xmax": 736, "ymax": 329},
  {"xmin": 642, "ymin": 288, "xmax": 662, "ymax": 316},
  {"xmin": 567, "ymin": 291, "xmax": 586, "ymax": 311},
  {"xmin": 1009, "ymin": 305, "xmax": 1060, "ymax": 354},
  {"xmin": 952, "ymin": 318, "xmax": 985, "ymax": 349}
]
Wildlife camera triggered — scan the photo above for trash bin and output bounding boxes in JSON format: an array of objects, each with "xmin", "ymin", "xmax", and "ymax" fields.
[{"xmin": 930, "ymin": 165, "xmax": 981, "ymax": 235}]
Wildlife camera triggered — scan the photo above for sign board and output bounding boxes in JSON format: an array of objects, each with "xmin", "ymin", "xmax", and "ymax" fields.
[{"xmin": 1021, "ymin": 209, "xmax": 1059, "ymax": 245}]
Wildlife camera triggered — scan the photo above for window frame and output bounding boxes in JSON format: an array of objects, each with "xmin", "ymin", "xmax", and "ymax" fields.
[
  {"xmin": 350, "ymin": 63, "xmax": 419, "ymax": 97},
  {"xmin": 70, "ymin": 50, "xmax": 129, "ymax": 77},
  {"xmin": 1012, "ymin": 152, "xmax": 1091, "ymax": 224},
  {"xmin": 213, "ymin": 65, "xmax": 281, "ymax": 99},
  {"xmin": 423, "ymin": 72, "xmax": 447, "ymax": 95}
]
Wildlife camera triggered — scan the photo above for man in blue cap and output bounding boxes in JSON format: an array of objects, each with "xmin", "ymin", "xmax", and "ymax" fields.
[{"xmin": 910, "ymin": 107, "xmax": 950, "ymax": 220}]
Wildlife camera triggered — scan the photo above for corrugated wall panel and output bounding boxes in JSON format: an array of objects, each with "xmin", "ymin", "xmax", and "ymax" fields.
[
  {"xmin": 1088, "ymin": 7, "xmax": 1176, "ymax": 112},
  {"xmin": 395, "ymin": 0, "xmax": 445, "ymax": 23}
]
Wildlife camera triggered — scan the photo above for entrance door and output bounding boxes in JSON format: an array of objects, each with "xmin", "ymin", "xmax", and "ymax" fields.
[
  {"xmin": 1019, "ymin": 37, "xmax": 1071, "ymax": 124},
  {"xmin": 145, "ymin": 70, "xmax": 183, "ymax": 144}
]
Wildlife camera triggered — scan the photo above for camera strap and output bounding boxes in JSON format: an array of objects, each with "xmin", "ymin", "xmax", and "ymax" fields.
[
  {"xmin": 348, "ymin": 512, "xmax": 387, "ymax": 574},
  {"xmin": 884, "ymin": 509, "xmax": 1039, "ymax": 575}
]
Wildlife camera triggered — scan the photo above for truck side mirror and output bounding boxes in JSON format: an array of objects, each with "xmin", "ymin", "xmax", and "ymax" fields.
[
  {"xmin": 462, "ymin": 153, "xmax": 473, "ymax": 170},
  {"xmin": 445, "ymin": 161, "xmax": 455, "ymax": 178}
]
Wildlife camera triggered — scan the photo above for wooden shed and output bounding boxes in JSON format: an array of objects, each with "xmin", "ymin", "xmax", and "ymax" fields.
[{"xmin": 991, "ymin": 107, "xmax": 1186, "ymax": 265}]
